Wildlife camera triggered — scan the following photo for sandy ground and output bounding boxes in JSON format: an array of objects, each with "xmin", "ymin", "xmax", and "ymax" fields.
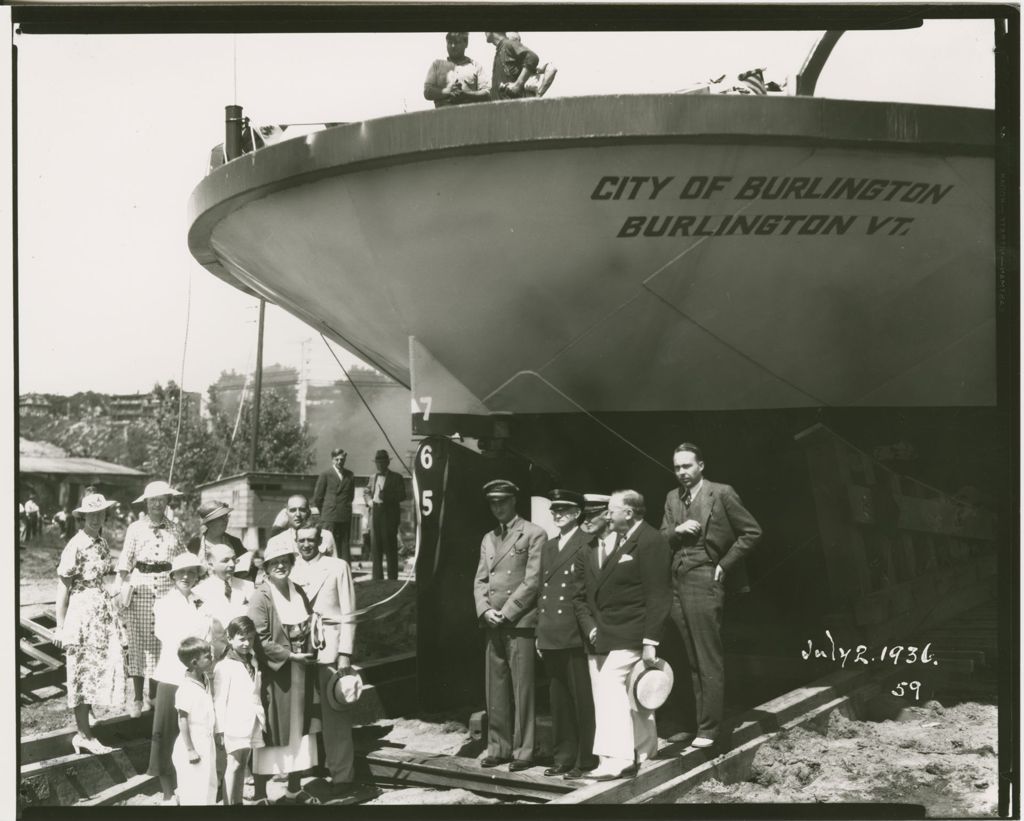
[{"xmin": 681, "ymin": 701, "xmax": 999, "ymax": 816}]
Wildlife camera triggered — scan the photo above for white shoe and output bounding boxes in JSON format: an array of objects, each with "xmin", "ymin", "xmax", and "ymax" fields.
[
  {"xmin": 690, "ymin": 736, "xmax": 715, "ymax": 749},
  {"xmin": 128, "ymin": 700, "xmax": 142, "ymax": 718}
]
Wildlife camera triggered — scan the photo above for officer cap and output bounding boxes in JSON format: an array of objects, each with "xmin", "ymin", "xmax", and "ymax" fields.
[
  {"xmin": 583, "ymin": 493, "xmax": 611, "ymax": 513},
  {"xmin": 483, "ymin": 479, "xmax": 519, "ymax": 499},
  {"xmin": 548, "ymin": 489, "xmax": 585, "ymax": 509}
]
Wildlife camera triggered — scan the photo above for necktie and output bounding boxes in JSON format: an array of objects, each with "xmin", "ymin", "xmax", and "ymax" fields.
[
  {"xmin": 499, "ymin": 524, "xmax": 508, "ymax": 540},
  {"xmin": 224, "ymin": 579, "xmax": 232, "ymax": 600},
  {"xmin": 682, "ymin": 489, "xmax": 692, "ymax": 509}
]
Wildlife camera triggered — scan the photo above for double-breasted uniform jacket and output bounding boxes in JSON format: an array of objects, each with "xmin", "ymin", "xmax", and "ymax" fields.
[
  {"xmin": 313, "ymin": 466, "xmax": 356, "ymax": 526},
  {"xmin": 660, "ymin": 480, "xmax": 762, "ymax": 593},
  {"xmin": 473, "ymin": 516, "xmax": 546, "ymax": 629},
  {"xmin": 572, "ymin": 520, "xmax": 672, "ymax": 655},
  {"xmin": 536, "ymin": 528, "xmax": 590, "ymax": 650}
]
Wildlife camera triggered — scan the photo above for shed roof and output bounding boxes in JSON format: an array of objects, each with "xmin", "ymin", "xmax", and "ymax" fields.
[{"xmin": 19, "ymin": 455, "xmax": 148, "ymax": 477}]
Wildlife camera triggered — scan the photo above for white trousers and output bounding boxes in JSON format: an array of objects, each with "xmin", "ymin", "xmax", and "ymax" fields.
[{"xmin": 587, "ymin": 649, "xmax": 658, "ymax": 767}]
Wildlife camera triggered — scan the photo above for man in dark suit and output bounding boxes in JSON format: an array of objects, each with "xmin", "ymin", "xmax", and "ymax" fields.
[
  {"xmin": 473, "ymin": 479, "xmax": 547, "ymax": 772},
  {"xmin": 313, "ymin": 447, "xmax": 356, "ymax": 563},
  {"xmin": 661, "ymin": 443, "xmax": 761, "ymax": 749},
  {"xmin": 536, "ymin": 490, "xmax": 597, "ymax": 779},
  {"xmin": 573, "ymin": 490, "xmax": 672, "ymax": 780},
  {"xmin": 364, "ymin": 449, "xmax": 407, "ymax": 581}
]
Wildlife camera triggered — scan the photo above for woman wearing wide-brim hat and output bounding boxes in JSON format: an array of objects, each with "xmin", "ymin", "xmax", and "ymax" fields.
[
  {"xmin": 187, "ymin": 500, "xmax": 253, "ymax": 579},
  {"xmin": 54, "ymin": 493, "xmax": 130, "ymax": 754},
  {"xmin": 247, "ymin": 542, "xmax": 322, "ymax": 805},
  {"xmin": 114, "ymin": 480, "xmax": 187, "ymax": 718}
]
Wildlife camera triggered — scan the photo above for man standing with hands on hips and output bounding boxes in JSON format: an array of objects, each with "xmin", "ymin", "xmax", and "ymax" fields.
[
  {"xmin": 473, "ymin": 479, "xmax": 546, "ymax": 772},
  {"xmin": 661, "ymin": 443, "xmax": 761, "ymax": 750},
  {"xmin": 573, "ymin": 490, "xmax": 671, "ymax": 780}
]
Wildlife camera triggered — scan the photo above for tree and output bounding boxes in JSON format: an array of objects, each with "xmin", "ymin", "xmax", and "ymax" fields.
[
  {"xmin": 143, "ymin": 381, "xmax": 223, "ymax": 493},
  {"xmin": 209, "ymin": 388, "xmax": 314, "ymax": 477}
]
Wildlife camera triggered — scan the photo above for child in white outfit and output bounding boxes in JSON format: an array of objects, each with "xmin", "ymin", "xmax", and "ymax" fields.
[
  {"xmin": 171, "ymin": 637, "xmax": 218, "ymax": 805},
  {"xmin": 214, "ymin": 616, "xmax": 266, "ymax": 805}
]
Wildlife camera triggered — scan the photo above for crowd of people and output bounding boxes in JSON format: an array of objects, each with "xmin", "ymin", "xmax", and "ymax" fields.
[
  {"xmin": 423, "ymin": 32, "xmax": 557, "ymax": 108},
  {"xmin": 474, "ymin": 442, "xmax": 762, "ymax": 781},
  {"xmin": 53, "ymin": 480, "xmax": 362, "ymax": 805}
]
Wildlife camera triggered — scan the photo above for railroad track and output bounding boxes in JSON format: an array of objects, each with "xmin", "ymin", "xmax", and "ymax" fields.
[{"xmin": 20, "ymin": 599, "xmax": 998, "ymax": 808}]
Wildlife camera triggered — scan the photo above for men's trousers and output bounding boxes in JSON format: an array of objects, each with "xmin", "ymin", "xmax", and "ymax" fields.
[
  {"xmin": 543, "ymin": 647, "xmax": 597, "ymax": 770},
  {"xmin": 330, "ymin": 522, "xmax": 352, "ymax": 564},
  {"xmin": 484, "ymin": 626, "xmax": 536, "ymax": 762},
  {"xmin": 316, "ymin": 665, "xmax": 354, "ymax": 782},
  {"xmin": 671, "ymin": 564, "xmax": 725, "ymax": 739},
  {"xmin": 370, "ymin": 505, "xmax": 400, "ymax": 581},
  {"xmin": 587, "ymin": 648, "xmax": 657, "ymax": 767}
]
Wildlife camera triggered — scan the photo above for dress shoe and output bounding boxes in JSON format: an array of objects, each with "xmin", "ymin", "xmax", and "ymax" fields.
[
  {"xmin": 544, "ymin": 765, "xmax": 573, "ymax": 777},
  {"xmin": 479, "ymin": 756, "xmax": 508, "ymax": 768},
  {"xmin": 71, "ymin": 733, "xmax": 114, "ymax": 755},
  {"xmin": 690, "ymin": 736, "xmax": 716, "ymax": 749},
  {"xmin": 667, "ymin": 731, "xmax": 696, "ymax": 744},
  {"xmin": 508, "ymin": 760, "xmax": 533, "ymax": 772},
  {"xmin": 585, "ymin": 764, "xmax": 635, "ymax": 782},
  {"xmin": 563, "ymin": 768, "xmax": 585, "ymax": 780},
  {"xmin": 127, "ymin": 700, "xmax": 143, "ymax": 719}
]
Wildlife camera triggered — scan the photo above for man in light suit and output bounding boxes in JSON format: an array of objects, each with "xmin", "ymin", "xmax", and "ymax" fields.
[
  {"xmin": 291, "ymin": 526, "xmax": 357, "ymax": 796},
  {"xmin": 364, "ymin": 449, "xmax": 407, "ymax": 581},
  {"xmin": 573, "ymin": 490, "xmax": 672, "ymax": 780},
  {"xmin": 267, "ymin": 494, "xmax": 337, "ymax": 558},
  {"xmin": 313, "ymin": 447, "xmax": 356, "ymax": 563},
  {"xmin": 473, "ymin": 479, "xmax": 546, "ymax": 772},
  {"xmin": 536, "ymin": 489, "xmax": 598, "ymax": 779},
  {"xmin": 661, "ymin": 443, "xmax": 761, "ymax": 749}
]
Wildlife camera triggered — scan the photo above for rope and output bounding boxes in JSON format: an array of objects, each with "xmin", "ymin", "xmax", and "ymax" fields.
[
  {"xmin": 318, "ymin": 334, "xmax": 417, "ymax": 621},
  {"xmin": 167, "ymin": 271, "xmax": 192, "ymax": 486},
  {"xmin": 318, "ymin": 334, "xmax": 411, "ymax": 475},
  {"xmin": 217, "ymin": 338, "xmax": 256, "ymax": 481}
]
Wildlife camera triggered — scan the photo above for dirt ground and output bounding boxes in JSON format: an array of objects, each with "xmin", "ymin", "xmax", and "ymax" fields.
[{"xmin": 681, "ymin": 701, "xmax": 999, "ymax": 816}]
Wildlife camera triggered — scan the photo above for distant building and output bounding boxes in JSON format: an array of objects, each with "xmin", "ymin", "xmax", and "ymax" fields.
[
  {"xmin": 109, "ymin": 391, "xmax": 201, "ymax": 423},
  {"xmin": 19, "ymin": 394, "xmax": 53, "ymax": 418},
  {"xmin": 211, "ymin": 366, "xmax": 416, "ymax": 476}
]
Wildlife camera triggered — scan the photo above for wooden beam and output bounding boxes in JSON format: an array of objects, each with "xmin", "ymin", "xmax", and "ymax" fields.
[
  {"xmin": 19, "ymin": 639, "xmax": 63, "ymax": 670},
  {"xmin": 77, "ymin": 773, "xmax": 157, "ymax": 806},
  {"xmin": 359, "ymin": 747, "xmax": 571, "ymax": 801},
  {"xmin": 20, "ymin": 615, "xmax": 59, "ymax": 645}
]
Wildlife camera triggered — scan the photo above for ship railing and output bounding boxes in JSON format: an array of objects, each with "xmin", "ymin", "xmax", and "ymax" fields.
[{"xmin": 208, "ymin": 120, "xmax": 350, "ymax": 174}]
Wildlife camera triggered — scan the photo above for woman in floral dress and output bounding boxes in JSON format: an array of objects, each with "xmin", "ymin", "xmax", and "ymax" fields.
[
  {"xmin": 54, "ymin": 493, "xmax": 129, "ymax": 754},
  {"xmin": 114, "ymin": 480, "xmax": 186, "ymax": 717}
]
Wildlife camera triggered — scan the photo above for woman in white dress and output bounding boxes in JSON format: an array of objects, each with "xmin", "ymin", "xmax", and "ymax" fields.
[{"xmin": 247, "ymin": 542, "xmax": 322, "ymax": 805}]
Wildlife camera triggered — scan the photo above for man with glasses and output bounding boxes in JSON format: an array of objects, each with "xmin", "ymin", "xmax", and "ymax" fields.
[
  {"xmin": 267, "ymin": 494, "xmax": 337, "ymax": 558},
  {"xmin": 572, "ymin": 490, "xmax": 671, "ymax": 781},
  {"xmin": 535, "ymin": 490, "xmax": 597, "ymax": 779}
]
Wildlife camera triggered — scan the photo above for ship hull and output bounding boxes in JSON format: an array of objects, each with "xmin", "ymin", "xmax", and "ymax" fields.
[{"xmin": 189, "ymin": 95, "xmax": 995, "ymax": 412}]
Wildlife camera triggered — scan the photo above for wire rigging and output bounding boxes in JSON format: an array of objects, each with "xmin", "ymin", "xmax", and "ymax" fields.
[{"xmin": 167, "ymin": 271, "xmax": 193, "ymax": 486}]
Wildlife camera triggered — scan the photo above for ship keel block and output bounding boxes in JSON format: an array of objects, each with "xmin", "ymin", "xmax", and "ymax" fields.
[{"xmin": 412, "ymin": 436, "xmax": 534, "ymax": 712}]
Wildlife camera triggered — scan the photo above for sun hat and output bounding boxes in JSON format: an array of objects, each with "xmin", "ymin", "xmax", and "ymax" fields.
[
  {"xmin": 628, "ymin": 658, "xmax": 674, "ymax": 712},
  {"xmin": 325, "ymin": 667, "xmax": 364, "ymax": 712},
  {"xmin": 134, "ymin": 480, "xmax": 183, "ymax": 503},
  {"xmin": 198, "ymin": 500, "xmax": 232, "ymax": 524},
  {"xmin": 169, "ymin": 552, "xmax": 204, "ymax": 577},
  {"xmin": 73, "ymin": 493, "xmax": 118, "ymax": 515},
  {"xmin": 262, "ymin": 541, "xmax": 297, "ymax": 567}
]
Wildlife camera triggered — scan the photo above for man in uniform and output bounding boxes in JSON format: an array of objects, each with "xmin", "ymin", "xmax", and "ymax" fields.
[
  {"xmin": 313, "ymin": 448, "xmax": 355, "ymax": 562},
  {"xmin": 661, "ymin": 443, "xmax": 761, "ymax": 749},
  {"xmin": 267, "ymin": 494, "xmax": 337, "ymax": 558},
  {"xmin": 472, "ymin": 479, "xmax": 546, "ymax": 772},
  {"xmin": 536, "ymin": 489, "xmax": 597, "ymax": 779},
  {"xmin": 573, "ymin": 489, "xmax": 672, "ymax": 780}
]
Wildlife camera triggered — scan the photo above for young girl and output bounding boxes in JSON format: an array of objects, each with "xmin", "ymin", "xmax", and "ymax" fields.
[
  {"xmin": 213, "ymin": 616, "xmax": 266, "ymax": 806},
  {"xmin": 171, "ymin": 637, "xmax": 218, "ymax": 806}
]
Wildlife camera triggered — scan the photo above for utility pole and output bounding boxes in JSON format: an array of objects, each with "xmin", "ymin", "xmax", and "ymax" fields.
[{"xmin": 249, "ymin": 299, "xmax": 266, "ymax": 472}]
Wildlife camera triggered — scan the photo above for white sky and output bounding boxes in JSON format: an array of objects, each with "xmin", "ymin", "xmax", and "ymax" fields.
[{"xmin": 14, "ymin": 21, "xmax": 995, "ymax": 396}]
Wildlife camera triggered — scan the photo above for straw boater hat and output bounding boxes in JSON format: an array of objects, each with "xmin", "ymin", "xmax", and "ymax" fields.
[
  {"xmin": 134, "ymin": 480, "xmax": 183, "ymax": 503},
  {"xmin": 168, "ymin": 552, "xmax": 204, "ymax": 577},
  {"xmin": 198, "ymin": 500, "xmax": 232, "ymax": 525},
  {"xmin": 628, "ymin": 658, "xmax": 674, "ymax": 712},
  {"xmin": 73, "ymin": 493, "xmax": 118, "ymax": 515},
  {"xmin": 325, "ymin": 667, "xmax": 364, "ymax": 712}
]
